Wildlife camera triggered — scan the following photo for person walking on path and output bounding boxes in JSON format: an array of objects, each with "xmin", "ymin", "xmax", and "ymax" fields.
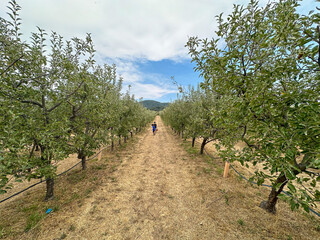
[{"xmin": 152, "ymin": 122, "xmax": 157, "ymax": 135}]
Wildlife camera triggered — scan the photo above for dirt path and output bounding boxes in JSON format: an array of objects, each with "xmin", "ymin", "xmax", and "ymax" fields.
[{"xmin": 28, "ymin": 116, "xmax": 222, "ymax": 239}]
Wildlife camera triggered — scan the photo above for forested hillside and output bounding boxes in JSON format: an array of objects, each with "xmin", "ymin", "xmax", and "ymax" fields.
[{"xmin": 140, "ymin": 100, "xmax": 169, "ymax": 111}]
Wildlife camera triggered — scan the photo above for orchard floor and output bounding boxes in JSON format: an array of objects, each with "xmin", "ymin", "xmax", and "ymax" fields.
[{"xmin": 1, "ymin": 116, "xmax": 320, "ymax": 240}]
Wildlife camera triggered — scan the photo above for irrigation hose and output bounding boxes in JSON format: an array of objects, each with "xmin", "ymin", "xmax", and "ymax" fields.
[{"xmin": 0, "ymin": 145, "xmax": 108, "ymax": 204}]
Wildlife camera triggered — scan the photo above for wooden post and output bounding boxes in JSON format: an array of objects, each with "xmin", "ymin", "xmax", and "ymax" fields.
[
  {"xmin": 223, "ymin": 161, "xmax": 230, "ymax": 178},
  {"xmin": 98, "ymin": 149, "xmax": 102, "ymax": 161}
]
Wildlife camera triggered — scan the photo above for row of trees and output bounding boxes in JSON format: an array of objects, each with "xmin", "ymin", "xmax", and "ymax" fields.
[
  {"xmin": 0, "ymin": 0, "xmax": 155, "ymax": 200},
  {"xmin": 162, "ymin": 0, "xmax": 320, "ymax": 214},
  {"xmin": 161, "ymin": 86, "xmax": 223, "ymax": 155}
]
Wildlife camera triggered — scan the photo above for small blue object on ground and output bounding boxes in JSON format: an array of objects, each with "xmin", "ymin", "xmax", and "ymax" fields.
[{"xmin": 46, "ymin": 208, "xmax": 52, "ymax": 214}]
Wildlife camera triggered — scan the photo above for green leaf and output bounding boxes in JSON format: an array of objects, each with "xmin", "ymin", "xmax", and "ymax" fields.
[
  {"xmin": 285, "ymin": 169, "xmax": 296, "ymax": 180},
  {"xmin": 287, "ymin": 183, "xmax": 296, "ymax": 193},
  {"xmin": 257, "ymin": 178, "xmax": 264, "ymax": 186},
  {"xmin": 0, "ymin": 189, "xmax": 7, "ymax": 194},
  {"xmin": 301, "ymin": 202, "xmax": 310, "ymax": 213}
]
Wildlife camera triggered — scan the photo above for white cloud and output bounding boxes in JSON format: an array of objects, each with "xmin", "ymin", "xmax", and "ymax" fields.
[
  {"xmin": 1, "ymin": 0, "xmax": 316, "ymax": 100},
  {"xmin": 0, "ymin": 0, "xmax": 254, "ymax": 61},
  {"xmin": 1, "ymin": 0, "xmax": 316, "ymax": 61},
  {"xmin": 129, "ymin": 82, "xmax": 177, "ymax": 99},
  {"xmin": 111, "ymin": 59, "xmax": 178, "ymax": 99}
]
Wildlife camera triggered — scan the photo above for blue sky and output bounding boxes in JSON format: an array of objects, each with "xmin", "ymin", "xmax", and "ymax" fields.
[
  {"xmin": 0, "ymin": 0, "xmax": 318, "ymax": 103},
  {"xmin": 133, "ymin": 59, "xmax": 201, "ymax": 102}
]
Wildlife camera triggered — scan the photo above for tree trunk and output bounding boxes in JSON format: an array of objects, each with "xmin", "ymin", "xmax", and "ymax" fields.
[
  {"xmin": 192, "ymin": 137, "xmax": 196, "ymax": 147},
  {"xmin": 181, "ymin": 124, "xmax": 184, "ymax": 138},
  {"xmin": 130, "ymin": 131, "xmax": 133, "ymax": 138},
  {"xmin": 110, "ymin": 128, "xmax": 114, "ymax": 151},
  {"xmin": 136, "ymin": 128, "xmax": 138, "ymax": 133},
  {"xmin": 119, "ymin": 135, "xmax": 121, "ymax": 145},
  {"xmin": 259, "ymin": 174, "xmax": 287, "ymax": 214},
  {"xmin": 124, "ymin": 136, "xmax": 127, "ymax": 143},
  {"xmin": 111, "ymin": 139, "xmax": 114, "ymax": 151},
  {"xmin": 40, "ymin": 145, "xmax": 54, "ymax": 201},
  {"xmin": 45, "ymin": 177, "xmax": 54, "ymax": 201},
  {"xmin": 200, "ymin": 138, "xmax": 208, "ymax": 155},
  {"xmin": 81, "ymin": 155, "xmax": 87, "ymax": 170}
]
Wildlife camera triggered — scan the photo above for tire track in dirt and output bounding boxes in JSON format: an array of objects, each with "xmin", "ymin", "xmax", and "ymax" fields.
[{"xmin": 28, "ymin": 116, "xmax": 223, "ymax": 239}]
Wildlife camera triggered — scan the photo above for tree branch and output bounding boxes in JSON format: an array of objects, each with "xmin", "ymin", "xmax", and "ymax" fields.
[
  {"xmin": 0, "ymin": 87, "xmax": 43, "ymax": 108},
  {"xmin": 305, "ymin": 170, "xmax": 320, "ymax": 177},
  {"xmin": 48, "ymin": 80, "xmax": 84, "ymax": 112},
  {"xmin": 19, "ymin": 99, "xmax": 43, "ymax": 108},
  {"xmin": 317, "ymin": 26, "xmax": 320, "ymax": 66},
  {"xmin": 207, "ymin": 138, "xmax": 216, "ymax": 144},
  {"xmin": 1, "ymin": 54, "xmax": 24, "ymax": 76},
  {"xmin": 241, "ymin": 125, "xmax": 247, "ymax": 139},
  {"xmin": 242, "ymin": 137, "xmax": 260, "ymax": 150}
]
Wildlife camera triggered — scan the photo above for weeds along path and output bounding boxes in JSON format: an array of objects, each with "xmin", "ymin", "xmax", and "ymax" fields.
[{"xmin": 20, "ymin": 116, "xmax": 320, "ymax": 240}]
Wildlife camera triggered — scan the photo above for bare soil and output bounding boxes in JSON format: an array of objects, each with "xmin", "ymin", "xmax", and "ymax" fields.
[{"xmin": 1, "ymin": 116, "xmax": 320, "ymax": 240}]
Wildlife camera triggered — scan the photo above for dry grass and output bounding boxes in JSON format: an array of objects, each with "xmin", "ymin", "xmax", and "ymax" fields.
[
  {"xmin": 181, "ymin": 137, "xmax": 320, "ymax": 240},
  {"xmin": 196, "ymin": 138, "xmax": 320, "ymax": 212},
  {"xmin": 0, "ymin": 120, "xmax": 319, "ymax": 240},
  {"xmin": 0, "ymin": 132, "xmax": 141, "ymax": 240}
]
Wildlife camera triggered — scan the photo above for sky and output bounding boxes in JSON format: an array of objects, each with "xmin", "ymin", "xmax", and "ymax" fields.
[{"xmin": 0, "ymin": 0, "xmax": 318, "ymax": 102}]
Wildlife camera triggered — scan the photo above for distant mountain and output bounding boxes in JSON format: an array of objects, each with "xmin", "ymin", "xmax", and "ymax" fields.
[{"xmin": 140, "ymin": 100, "xmax": 169, "ymax": 111}]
